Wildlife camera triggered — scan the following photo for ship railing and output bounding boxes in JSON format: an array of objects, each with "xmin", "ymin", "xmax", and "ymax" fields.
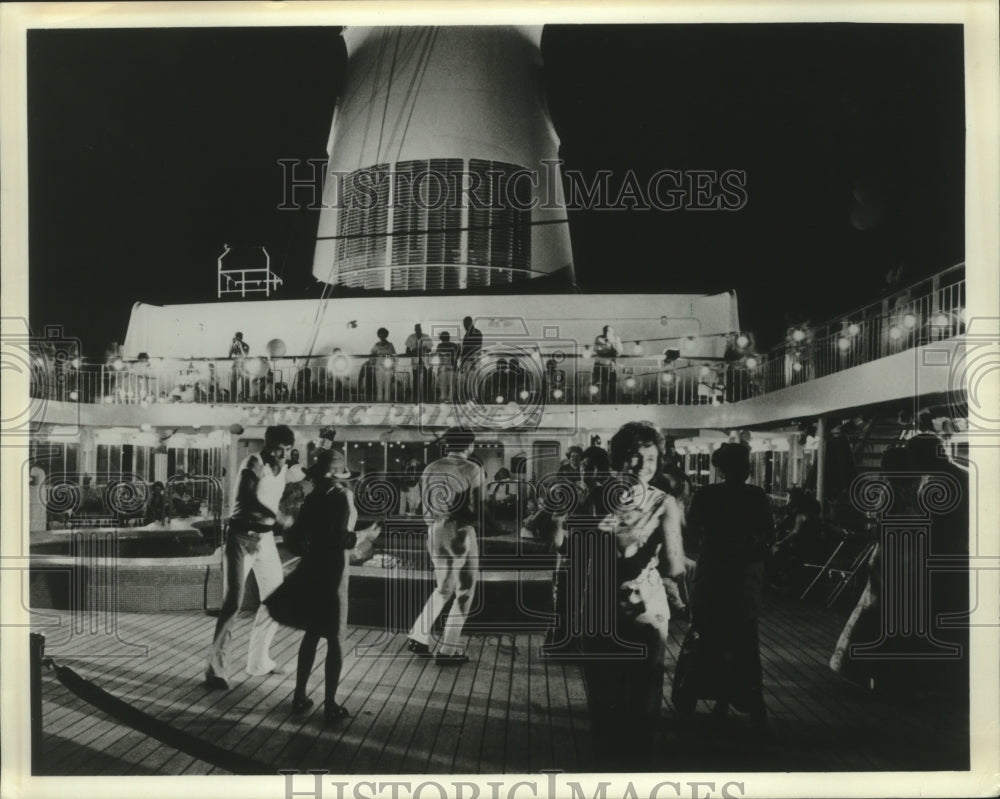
[
  {"xmin": 28, "ymin": 264, "xmax": 965, "ymax": 407},
  {"xmin": 30, "ymin": 353, "xmax": 741, "ymax": 407},
  {"xmin": 726, "ymin": 264, "xmax": 965, "ymax": 396}
]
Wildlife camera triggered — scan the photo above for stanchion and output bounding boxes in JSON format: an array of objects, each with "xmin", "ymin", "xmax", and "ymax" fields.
[{"xmin": 30, "ymin": 632, "xmax": 45, "ymax": 773}]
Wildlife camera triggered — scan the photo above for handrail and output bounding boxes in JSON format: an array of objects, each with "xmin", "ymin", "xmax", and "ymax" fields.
[{"xmin": 29, "ymin": 263, "xmax": 965, "ymax": 408}]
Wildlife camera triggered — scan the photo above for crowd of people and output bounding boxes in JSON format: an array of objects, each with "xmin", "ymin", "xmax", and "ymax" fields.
[
  {"xmin": 193, "ymin": 416, "xmax": 967, "ymax": 769},
  {"xmin": 97, "ymin": 318, "xmax": 697, "ymax": 407},
  {"xmin": 199, "ymin": 421, "xmax": 781, "ymax": 770}
]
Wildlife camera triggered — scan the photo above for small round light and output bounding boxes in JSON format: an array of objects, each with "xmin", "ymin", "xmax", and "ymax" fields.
[
  {"xmin": 660, "ymin": 373, "xmax": 674, "ymax": 384},
  {"xmin": 495, "ymin": 395, "xmax": 505, "ymax": 404},
  {"xmin": 552, "ymin": 388, "xmax": 564, "ymax": 400},
  {"xmin": 382, "ymin": 357, "xmax": 394, "ymax": 369},
  {"xmin": 792, "ymin": 361, "xmax": 803, "ymax": 372},
  {"xmin": 519, "ymin": 390, "xmax": 529, "ymax": 400},
  {"xmin": 112, "ymin": 358, "xmax": 124, "ymax": 371},
  {"xmin": 837, "ymin": 337, "xmax": 850, "ymax": 351},
  {"xmin": 700, "ymin": 366, "xmax": 711, "ymax": 378},
  {"xmin": 736, "ymin": 334, "xmax": 750, "ymax": 349},
  {"xmin": 792, "ymin": 329, "xmax": 806, "ymax": 342},
  {"xmin": 889, "ymin": 325, "xmax": 903, "ymax": 340},
  {"xmin": 933, "ymin": 313, "xmax": 949, "ymax": 328},
  {"xmin": 624, "ymin": 377, "xmax": 636, "ymax": 389},
  {"xmin": 745, "ymin": 357, "xmax": 758, "ymax": 369},
  {"xmin": 847, "ymin": 323, "xmax": 860, "ymax": 336},
  {"xmin": 69, "ymin": 390, "xmax": 79, "ymax": 401},
  {"xmin": 430, "ymin": 355, "xmax": 440, "ymax": 367},
  {"xmin": 902, "ymin": 313, "xmax": 917, "ymax": 329},
  {"xmin": 588, "ymin": 384, "xmax": 599, "ymax": 396},
  {"xmin": 104, "ymin": 395, "xmax": 114, "ymax": 404},
  {"xmin": 328, "ymin": 351, "xmax": 350, "ymax": 375}
]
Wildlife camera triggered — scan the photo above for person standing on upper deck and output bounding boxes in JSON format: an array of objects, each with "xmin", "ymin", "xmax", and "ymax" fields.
[
  {"xmin": 405, "ymin": 323, "xmax": 434, "ymax": 402},
  {"xmin": 592, "ymin": 325, "xmax": 622, "ymax": 403},
  {"xmin": 458, "ymin": 316, "xmax": 483, "ymax": 401},
  {"xmin": 370, "ymin": 328, "xmax": 397, "ymax": 402}
]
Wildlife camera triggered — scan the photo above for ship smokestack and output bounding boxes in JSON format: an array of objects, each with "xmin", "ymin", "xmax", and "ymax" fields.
[{"xmin": 312, "ymin": 26, "xmax": 574, "ymax": 291}]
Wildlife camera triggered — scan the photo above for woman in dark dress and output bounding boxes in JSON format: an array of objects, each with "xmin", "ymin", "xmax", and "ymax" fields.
[
  {"xmin": 264, "ymin": 449, "xmax": 358, "ymax": 724},
  {"xmin": 672, "ymin": 442, "xmax": 773, "ymax": 729},
  {"xmin": 578, "ymin": 423, "xmax": 686, "ymax": 768}
]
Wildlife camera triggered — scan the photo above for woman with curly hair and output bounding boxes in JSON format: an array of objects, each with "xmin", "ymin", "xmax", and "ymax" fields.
[
  {"xmin": 579, "ymin": 421, "xmax": 687, "ymax": 767},
  {"xmin": 671, "ymin": 442, "xmax": 773, "ymax": 730}
]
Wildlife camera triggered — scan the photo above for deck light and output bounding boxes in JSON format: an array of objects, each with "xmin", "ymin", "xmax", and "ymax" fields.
[
  {"xmin": 552, "ymin": 388, "xmax": 564, "ymax": 399},
  {"xmin": 889, "ymin": 325, "xmax": 903, "ymax": 340},
  {"xmin": 847, "ymin": 323, "xmax": 860, "ymax": 336},
  {"xmin": 902, "ymin": 313, "xmax": 917, "ymax": 329},
  {"xmin": 588, "ymin": 384, "xmax": 599, "ymax": 396},
  {"xmin": 745, "ymin": 357, "xmax": 758, "ymax": 369},
  {"xmin": 624, "ymin": 377, "xmax": 636, "ymax": 389},
  {"xmin": 328, "ymin": 351, "xmax": 350, "ymax": 375},
  {"xmin": 837, "ymin": 337, "xmax": 850, "ymax": 351},
  {"xmin": 791, "ymin": 328, "xmax": 806, "ymax": 342}
]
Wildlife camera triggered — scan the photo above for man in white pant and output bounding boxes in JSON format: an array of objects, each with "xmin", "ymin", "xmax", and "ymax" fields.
[
  {"xmin": 407, "ymin": 427, "xmax": 483, "ymax": 665},
  {"xmin": 204, "ymin": 424, "xmax": 294, "ymax": 689}
]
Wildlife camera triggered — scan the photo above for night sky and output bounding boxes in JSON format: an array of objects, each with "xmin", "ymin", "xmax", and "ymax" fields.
[{"xmin": 27, "ymin": 23, "xmax": 965, "ymax": 357}]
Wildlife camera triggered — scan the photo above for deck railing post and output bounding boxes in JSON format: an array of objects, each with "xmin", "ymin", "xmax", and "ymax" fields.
[{"xmin": 30, "ymin": 632, "xmax": 45, "ymax": 773}]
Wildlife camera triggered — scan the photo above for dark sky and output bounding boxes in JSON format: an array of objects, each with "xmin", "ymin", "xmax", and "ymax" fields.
[{"xmin": 27, "ymin": 23, "xmax": 965, "ymax": 357}]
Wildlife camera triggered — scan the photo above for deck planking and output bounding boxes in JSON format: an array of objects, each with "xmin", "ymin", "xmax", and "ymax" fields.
[{"xmin": 33, "ymin": 592, "xmax": 969, "ymax": 775}]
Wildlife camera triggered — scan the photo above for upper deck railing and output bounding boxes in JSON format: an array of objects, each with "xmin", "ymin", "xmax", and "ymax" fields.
[{"xmin": 30, "ymin": 264, "xmax": 964, "ymax": 409}]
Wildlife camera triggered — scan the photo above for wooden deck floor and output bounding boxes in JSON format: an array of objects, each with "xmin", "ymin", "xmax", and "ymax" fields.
[{"xmin": 33, "ymin": 594, "xmax": 969, "ymax": 775}]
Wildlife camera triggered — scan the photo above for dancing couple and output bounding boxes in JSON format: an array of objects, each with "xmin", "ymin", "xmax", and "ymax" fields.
[{"xmin": 203, "ymin": 425, "xmax": 362, "ymax": 724}]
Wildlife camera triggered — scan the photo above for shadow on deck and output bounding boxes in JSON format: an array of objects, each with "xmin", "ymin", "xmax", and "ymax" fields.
[{"xmin": 32, "ymin": 593, "xmax": 969, "ymax": 775}]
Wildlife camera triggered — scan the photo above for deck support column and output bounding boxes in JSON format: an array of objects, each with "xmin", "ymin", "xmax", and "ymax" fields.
[{"xmin": 815, "ymin": 415, "xmax": 827, "ymax": 517}]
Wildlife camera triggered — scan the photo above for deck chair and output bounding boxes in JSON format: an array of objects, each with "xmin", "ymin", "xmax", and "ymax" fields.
[{"xmin": 799, "ymin": 525, "xmax": 877, "ymax": 608}]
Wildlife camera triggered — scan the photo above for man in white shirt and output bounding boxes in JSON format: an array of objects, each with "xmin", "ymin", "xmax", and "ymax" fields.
[
  {"xmin": 204, "ymin": 424, "xmax": 294, "ymax": 689},
  {"xmin": 404, "ymin": 323, "xmax": 433, "ymax": 402},
  {"xmin": 592, "ymin": 325, "xmax": 622, "ymax": 402},
  {"xmin": 407, "ymin": 427, "xmax": 483, "ymax": 665}
]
